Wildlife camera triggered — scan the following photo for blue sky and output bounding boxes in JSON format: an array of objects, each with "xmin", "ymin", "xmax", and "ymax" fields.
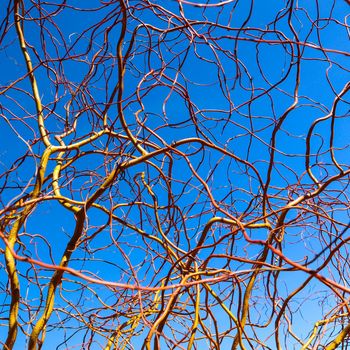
[{"xmin": 1, "ymin": 0, "xmax": 350, "ymax": 349}]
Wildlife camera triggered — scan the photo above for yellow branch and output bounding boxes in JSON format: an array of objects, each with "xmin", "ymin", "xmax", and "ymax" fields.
[{"xmin": 14, "ymin": 0, "xmax": 50, "ymax": 148}]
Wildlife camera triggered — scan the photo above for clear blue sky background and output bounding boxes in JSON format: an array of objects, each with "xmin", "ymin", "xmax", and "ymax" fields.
[{"xmin": 1, "ymin": 0, "xmax": 350, "ymax": 349}]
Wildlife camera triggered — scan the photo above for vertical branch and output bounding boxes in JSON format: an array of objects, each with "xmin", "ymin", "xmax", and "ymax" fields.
[
  {"xmin": 4, "ymin": 148, "xmax": 51, "ymax": 350},
  {"xmin": 116, "ymin": 0, "xmax": 147, "ymax": 156},
  {"xmin": 14, "ymin": 0, "xmax": 51, "ymax": 148},
  {"xmin": 28, "ymin": 211, "xmax": 86, "ymax": 350}
]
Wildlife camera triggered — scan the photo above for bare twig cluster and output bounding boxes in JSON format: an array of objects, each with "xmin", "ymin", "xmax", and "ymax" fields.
[{"xmin": 0, "ymin": 0, "xmax": 350, "ymax": 349}]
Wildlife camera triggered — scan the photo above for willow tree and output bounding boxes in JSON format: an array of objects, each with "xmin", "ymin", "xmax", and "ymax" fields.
[{"xmin": 1, "ymin": 0, "xmax": 350, "ymax": 349}]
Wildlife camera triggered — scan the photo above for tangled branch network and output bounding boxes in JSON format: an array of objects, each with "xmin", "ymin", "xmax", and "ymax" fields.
[{"xmin": 0, "ymin": 0, "xmax": 350, "ymax": 349}]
